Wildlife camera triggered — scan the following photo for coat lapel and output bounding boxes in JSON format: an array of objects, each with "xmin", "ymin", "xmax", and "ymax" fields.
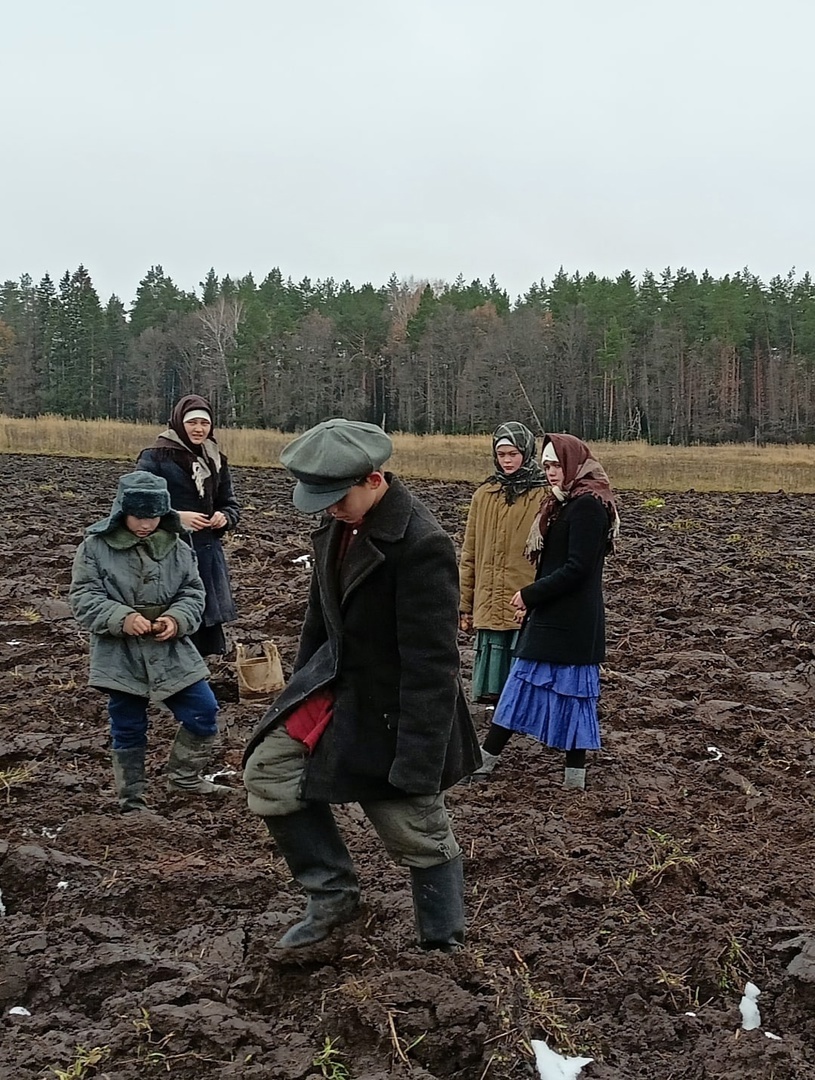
[
  {"xmin": 339, "ymin": 536, "xmax": 385, "ymax": 606},
  {"xmin": 312, "ymin": 522, "xmax": 344, "ymax": 637}
]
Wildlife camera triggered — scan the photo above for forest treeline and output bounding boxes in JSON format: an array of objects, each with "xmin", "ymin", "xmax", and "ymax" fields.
[{"xmin": 2, "ymin": 264, "xmax": 815, "ymax": 442}]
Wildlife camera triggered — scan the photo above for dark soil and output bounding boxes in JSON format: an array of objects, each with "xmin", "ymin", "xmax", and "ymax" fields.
[{"xmin": 2, "ymin": 455, "xmax": 815, "ymax": 1080}]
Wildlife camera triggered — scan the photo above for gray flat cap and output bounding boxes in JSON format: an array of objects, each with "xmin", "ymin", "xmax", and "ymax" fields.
[{"xmin": 280, "ymin": 418, "xmax": 393, "ymax": 513}]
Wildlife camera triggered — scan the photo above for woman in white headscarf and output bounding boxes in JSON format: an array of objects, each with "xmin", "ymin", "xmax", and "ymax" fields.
[{"xmin": 136, "ymin": 394, "xmax": 239, "ymax": 657}]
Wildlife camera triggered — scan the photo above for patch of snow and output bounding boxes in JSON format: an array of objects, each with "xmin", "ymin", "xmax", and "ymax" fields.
[
  {"xmin": 739, "ymin": 981, "xmax": 761, "ymax": 1030},
  {"xmin": 8, "ymin": 1007, "xmax": 31, "ymax": 1017},
  {"xmin": 532, "ymin": 1039, "xmax": 593, "ymax": 1080}
]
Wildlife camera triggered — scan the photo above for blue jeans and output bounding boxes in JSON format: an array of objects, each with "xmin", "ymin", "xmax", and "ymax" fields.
[{"xmin": 108, "ymin": 680, "xmax": 219, "ymax": 750}]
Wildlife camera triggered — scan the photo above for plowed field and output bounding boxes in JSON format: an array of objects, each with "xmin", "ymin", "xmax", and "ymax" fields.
[{"xmin": 2, "ymin": 455, "xmax": 815, "ymax": 1079}]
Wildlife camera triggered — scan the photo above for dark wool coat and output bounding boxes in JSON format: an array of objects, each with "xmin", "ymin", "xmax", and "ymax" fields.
[
  {"xmin": 516, "ymin": 493, "xmax": 609, "ymax": 665},
  {"xmin": 136, "ymin": 448, "xmax": 239, "ymax": 627},
  {"xmin": 244, "ymin": 476, "xmax": 480, "ymax": 802}
]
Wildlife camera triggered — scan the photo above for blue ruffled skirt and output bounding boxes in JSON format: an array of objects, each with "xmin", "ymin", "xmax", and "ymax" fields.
[{"xmin": 492, "ymin": 658, "xmax": 601, "ymax": 751}]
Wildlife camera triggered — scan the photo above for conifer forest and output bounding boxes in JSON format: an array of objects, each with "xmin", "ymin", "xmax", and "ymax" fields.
[{"xmin": 3, "ymin": 264, "xmax": 815, "ymax": 442}]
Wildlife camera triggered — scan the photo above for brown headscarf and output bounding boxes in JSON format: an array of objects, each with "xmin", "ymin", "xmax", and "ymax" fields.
[
  {"xmin": 524, "ymin": 433, "xmax": 619, "ymax": 562},
  {"xmin": 153, "ymin": 395, "xmax": 222, "ymax": 502},
  {"xmin": 162, "ymin": 395, "xmax": 217, "ymax": 452}
]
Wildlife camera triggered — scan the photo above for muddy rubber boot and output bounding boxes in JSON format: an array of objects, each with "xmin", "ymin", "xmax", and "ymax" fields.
[
  {"xmin": 111, "ymin": 746, "xmax": 149, "ymax": 813},
  {"xmin": 563, "ymin": 767, "xmax": 586, "ymax": 790},
  {"xmin": 264, "ymin": 804, "xmax": 360, "ymax": 949},
  {"xmin": 462, "ymin": 747, "xmax": 499, "ymax": 783},
  {"xmin": 166, "ymin": 727, "xmax": 234, "ymax": 796},
  {"xmin": 410, "ymin": 854, "xmax": 465, "ymax": 952}
]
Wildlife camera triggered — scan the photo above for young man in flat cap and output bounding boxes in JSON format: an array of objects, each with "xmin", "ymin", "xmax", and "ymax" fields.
[{"xmin": 244, "ymin": 418, "xmax": 479, "ymax": 951}]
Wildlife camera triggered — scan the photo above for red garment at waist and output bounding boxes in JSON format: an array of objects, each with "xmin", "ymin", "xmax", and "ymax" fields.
[{"xmin": 284, "ymin": 687, "xmax": 335, "ymax": 752}]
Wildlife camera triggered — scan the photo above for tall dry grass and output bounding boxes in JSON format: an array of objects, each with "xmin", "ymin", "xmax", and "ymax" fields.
[{"xmin": 2, "ymin": 414, "xmax": 815, "ymax": 491}]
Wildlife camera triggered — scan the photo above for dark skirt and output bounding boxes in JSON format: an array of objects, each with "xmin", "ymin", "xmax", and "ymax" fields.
[
  {"xmin": 191, "ymin": 531, "xmax": 237, "ymax": 627},
  {"xmin": 191, "ymin": 622, "xmax": 227, "ymax": 658},
  {"xmin": 471, "ymin": 629, "xmax": 518, "ymax": 702}
]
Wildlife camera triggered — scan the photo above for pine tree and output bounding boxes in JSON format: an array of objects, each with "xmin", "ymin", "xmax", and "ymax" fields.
[
  {"xmin": 0, "ymin": 276, "xmax": 39, "ymax": 413},
  {"xmin": 406, "ymin": 285, "xmax": 439, "ymax": 348},
  {"xmin": 130, "ymin": 266, "xmax": 197, "ymax": 338},
  {"xmin": 200, "ymin": 268, "xmax": 219, "ymax": 306},
  {"xmin": 35, "ymin": 274, "xmax": 59, "ymax": 409},
  {"xmin": 103, "ymin": 296, "xmax": 132, "ymax": 418},
  {"xmin": 51, "ymin": 266, "xmax": 106, "ymax": 416}
]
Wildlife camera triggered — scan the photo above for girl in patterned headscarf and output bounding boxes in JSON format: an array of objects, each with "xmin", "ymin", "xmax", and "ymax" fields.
[
  {"xmin": 136, "ymin": 395, "xmax": 240, "ymax": 657},
  {"xmin": 459, "ymin": 423, "xmax": 547, "ymax": 742},
  {"xmin": 471, "ymin": 433, "xmax": 618, "ymax": 789}
]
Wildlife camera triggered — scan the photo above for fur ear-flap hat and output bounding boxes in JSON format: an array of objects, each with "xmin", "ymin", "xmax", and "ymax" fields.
[
  {"xmin": 118, "ymin": 472, "xmax": 172, "ymax": 518},
  {"xmin": 121, "ymin": 486, "xmax": 171, "ymax": 518},
  {"xmin": 85, "ymin": 472, "xmax": 181, "ymax": 539}
]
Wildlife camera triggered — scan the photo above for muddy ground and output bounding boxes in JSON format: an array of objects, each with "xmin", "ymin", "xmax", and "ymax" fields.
[{"xmin": 1, "ymin": 455, "xmax": 815, "ymax": 1080}]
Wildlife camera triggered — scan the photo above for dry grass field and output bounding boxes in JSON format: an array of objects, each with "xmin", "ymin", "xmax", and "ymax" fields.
[{"xmin": 3, "ymin": 414, "xmax": 815, "ymax": 491}]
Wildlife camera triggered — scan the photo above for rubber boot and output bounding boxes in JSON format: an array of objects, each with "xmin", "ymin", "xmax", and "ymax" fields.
[
  {"xmin": 264, "ymin": 804, "xmax": 360, "ymax": 948},
  {"xmin": 111, "ymin": 746, "xmax": 148, "ymax": 813},
  {"xmin": 166, "ymin": 727, "xmax": 233, "ymax": 795},
  {"xmin": 410, "ymin": 854, "xmax": 465, "ymax": 952},
  {"xmin": 563, "ymin": 767, "xmax": 586, "ymax": 790},
  {"xmin": 462, "ymin": 747, "xmax": 499, "ymax": 783}
]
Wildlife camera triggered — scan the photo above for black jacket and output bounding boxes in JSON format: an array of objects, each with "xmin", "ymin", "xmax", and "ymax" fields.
[
  {"xmin": 244, "ymin": 477, "xmax": 480, "ymax": 802},
  {"xmin": 135, "ymin": 448, "xmax": 239, "ymax": 627},
  {"xmin": 516, "ymin": 493, "xmax": 609, "ymax": 665}
]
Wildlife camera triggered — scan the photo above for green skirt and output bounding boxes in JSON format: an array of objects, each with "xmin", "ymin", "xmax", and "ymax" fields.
[{"xmin": 471, "ymin": 629, "xmax": 518, "ymax": 702}]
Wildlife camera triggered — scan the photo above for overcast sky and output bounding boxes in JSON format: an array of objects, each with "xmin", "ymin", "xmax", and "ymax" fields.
[{"xmin": 2, "ymin": 0, "xmax": 813, "ymax": 304}]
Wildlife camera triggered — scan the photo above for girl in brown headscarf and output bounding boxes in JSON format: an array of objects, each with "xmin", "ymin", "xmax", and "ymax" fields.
[
  {"xmin": 467, "ymin": 433, "xmax": 618, "ymax": 790},
  {"xmin": 136, "ymin": 395, "xmax": 240, "ymax": 657}
]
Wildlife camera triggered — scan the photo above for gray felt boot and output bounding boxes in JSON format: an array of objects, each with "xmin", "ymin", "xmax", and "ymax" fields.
[
  {"xmin": 166, "ymin": 728, "xmax": 233, "ymax": 795},
  {"xmin": 264, "ymin": 804, "xmax": 360, "ymax": 948},
  {"xmin": 563, "ymin": 767, "xmax": 587, "ymax": 790},
  {"xmin": 111, "ymin": 746, "xmax": 149, "ymax": 813},
  {"xmin": 463, "ymin": 747, "xmax": 500, "ymax": 783}
]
